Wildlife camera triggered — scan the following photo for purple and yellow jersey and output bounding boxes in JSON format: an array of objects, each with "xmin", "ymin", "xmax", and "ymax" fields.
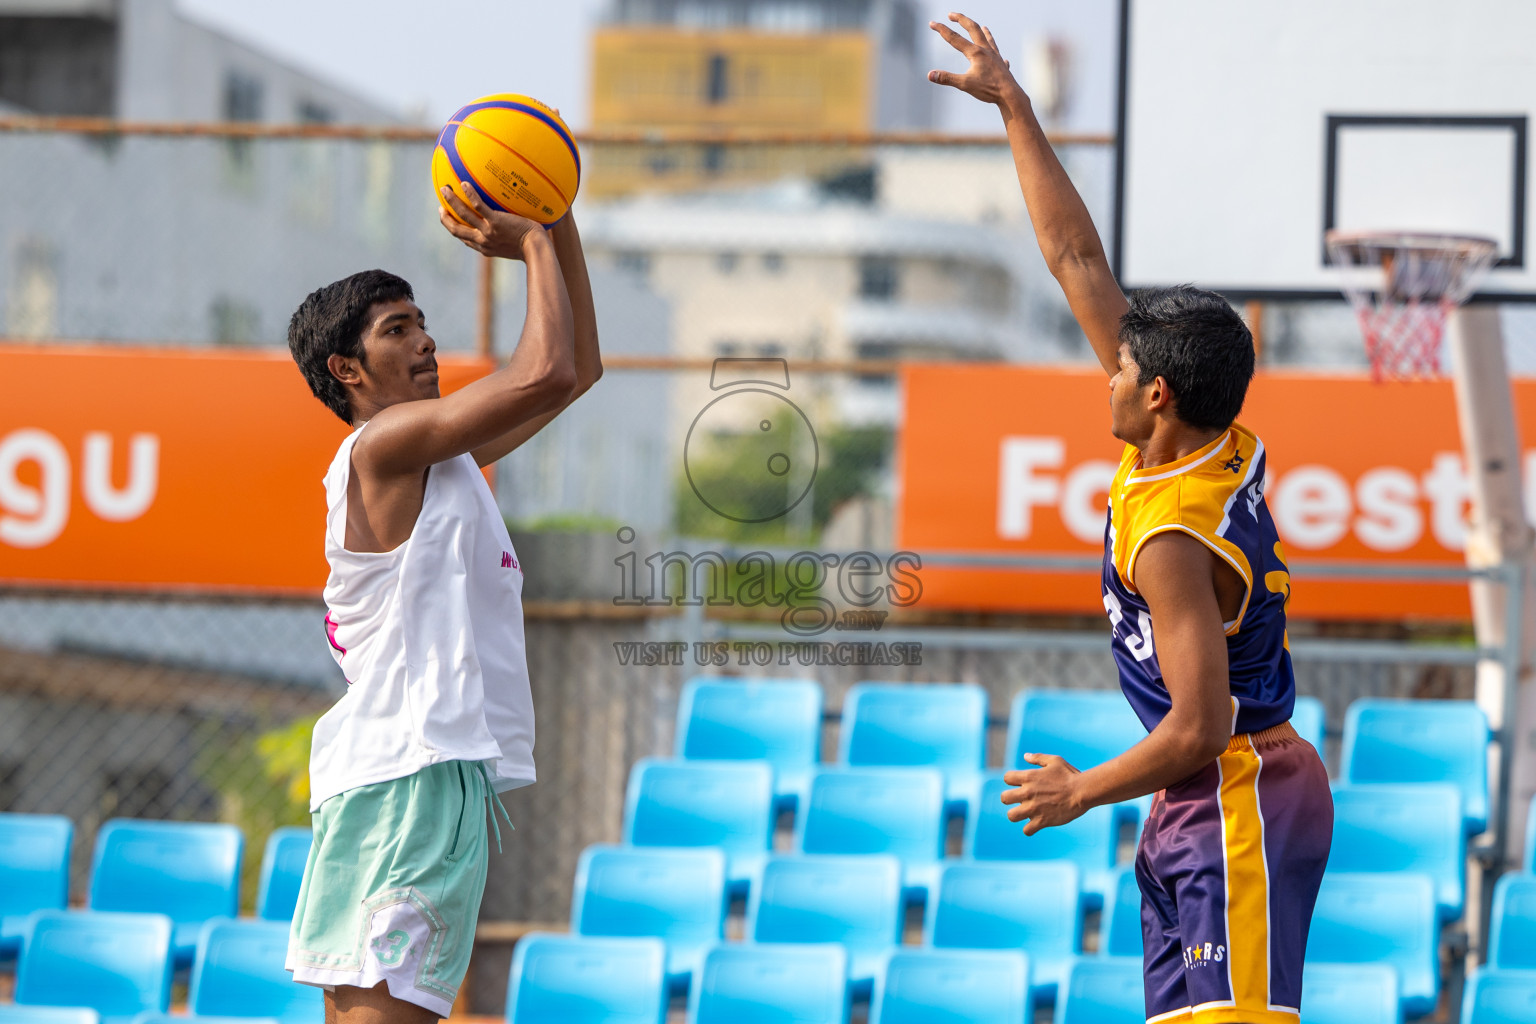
[{"xmin": 1101, "ymin": 423, "xmax": 1294, "ymax": 735}]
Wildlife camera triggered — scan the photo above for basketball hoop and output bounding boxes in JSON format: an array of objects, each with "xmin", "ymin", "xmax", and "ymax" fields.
[{"xmin": 1326, "ymin": 231, "xmax": 1498, "ymax": 381}]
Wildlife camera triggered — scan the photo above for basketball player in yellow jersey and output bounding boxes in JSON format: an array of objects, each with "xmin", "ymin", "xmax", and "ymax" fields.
[{"xmin": 931, "ymin": 13, "xmax": 1331, "ymax": 1024}]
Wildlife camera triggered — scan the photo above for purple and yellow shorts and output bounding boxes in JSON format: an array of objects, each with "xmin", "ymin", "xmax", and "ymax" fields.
[{"xmin": 1136, "ymin": 722, "xmax": 1333, "ymax": 1024}]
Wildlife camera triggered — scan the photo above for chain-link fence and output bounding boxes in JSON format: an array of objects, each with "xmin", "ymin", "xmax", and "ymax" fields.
[{"xmin": 0, "ymin": 580, "xmax": 1486, "ymax": 1012}]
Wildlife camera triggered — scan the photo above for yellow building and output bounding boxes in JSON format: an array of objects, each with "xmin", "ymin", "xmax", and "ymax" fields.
[
  {"xmin": 587, "ymin": 0, "xmax": 930, "ymax": 195},
  {"xmin": 591, "ymin": 28, "xmax": 873, "ymax": 132}
]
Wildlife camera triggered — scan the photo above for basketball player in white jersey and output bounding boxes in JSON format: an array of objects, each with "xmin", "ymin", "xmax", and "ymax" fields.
[{"xmin": 282, "ymin": 183, "xmax": 599, "ymax": 1022}]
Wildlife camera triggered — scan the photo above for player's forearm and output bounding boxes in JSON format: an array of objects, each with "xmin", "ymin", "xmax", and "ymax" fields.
[
  {"xmin": 548, "ymin": 214, "xmax": 603, "ymax": 392},
  {"xmin": 999, "ymin": 89, "xmax": 1108, "ymax": 276},
  {"xmin": 507, "ymin": 230, "xmax": 578, "ymax": 389},
  {"xmin": 1074, "ymin": 710, "xmax": 1230, "ymax": 808},
  {"xmin": 457, "ymin": 229, "xmax": 586, "ymax": 467},
  {"xmin": 997, "ymin": 90, "xmax": 1126, "ymax": 374}
]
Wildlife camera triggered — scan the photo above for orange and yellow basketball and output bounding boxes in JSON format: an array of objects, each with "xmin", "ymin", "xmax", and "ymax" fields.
[{"xmin": 432, "ymin": 94, "xmax": 580, "ymax": 227}]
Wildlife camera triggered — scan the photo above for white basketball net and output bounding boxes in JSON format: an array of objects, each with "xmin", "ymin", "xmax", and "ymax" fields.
[{"xmin": 1326, "ymin": 232, "xmax": 1498, "ymax": 381}]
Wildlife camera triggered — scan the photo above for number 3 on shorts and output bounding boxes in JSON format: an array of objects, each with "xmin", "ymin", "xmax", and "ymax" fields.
[{"xmin": 372, "ymin": 929, "xmax": 411, "ymax": 966}]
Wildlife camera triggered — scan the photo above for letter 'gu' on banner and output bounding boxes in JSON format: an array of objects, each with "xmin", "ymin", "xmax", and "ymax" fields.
[{"xmin": 0, "ymin": 345, "xmax": 493, "ymax": 593}]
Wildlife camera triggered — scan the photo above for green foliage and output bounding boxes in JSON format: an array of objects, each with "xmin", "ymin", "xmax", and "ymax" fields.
[
  {"xmin": 810, "ymin": 425, "xmax": 893, "ymax": 527},
  {"xmin": 196, "ymin": 712, "xmax": 316, "ymax": 911},
  {"xmin": 506, "ymin": 512, "xmax": 625, "ymax": 533},
  {"xmin": 675, "ymin": 424, "xmax": 893, "ymax": 545}
]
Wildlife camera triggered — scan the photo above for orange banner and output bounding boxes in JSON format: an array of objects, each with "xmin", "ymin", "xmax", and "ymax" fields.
[
  {"xmin": 0, "ymin": 345, "xmax": 493, "ymax": 594},
  {"xmin": 897, "ymin": 365, "xmax": 1532, "ymax": 621}
]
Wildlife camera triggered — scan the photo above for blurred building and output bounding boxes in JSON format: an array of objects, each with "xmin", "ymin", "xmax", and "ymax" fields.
[
  {"xmin": 588, "ymin": 0, "xmax": 931, "ymax": 197},
  {"xmin": 0, "ymin": 0, "xmax": 435, "ymax": 349},
  {"xmin": 0, "ymin": 0, "xmax": 395, "ymax": 122},
  {"xmin": 583, "ymin": 170, "xmax": 1023, "ymax": 432}
]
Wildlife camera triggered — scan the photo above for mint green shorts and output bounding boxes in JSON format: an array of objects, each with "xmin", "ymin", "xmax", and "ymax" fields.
[{"xmin": 284, "ymin": 760, "xmax": 510, "ymax": 1015}]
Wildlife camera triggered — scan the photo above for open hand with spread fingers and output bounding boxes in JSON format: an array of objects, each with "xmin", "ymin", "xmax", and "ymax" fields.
[
  {"xmin": 1000, "ymin": 752, "xmax": 1088, "ymax": 835},
  {"xmin": 927, "ymin": 11, "xmax": 1025, "ymax": 109},
  {"xmin": 438, "ymin": 182, "xmax": 544, "ymax": 261}
]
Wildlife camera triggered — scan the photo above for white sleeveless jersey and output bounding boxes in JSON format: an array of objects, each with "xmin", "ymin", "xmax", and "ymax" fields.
[{"xmin": 307, "ymin": 427, "xmax": 536, "ymax": 810}]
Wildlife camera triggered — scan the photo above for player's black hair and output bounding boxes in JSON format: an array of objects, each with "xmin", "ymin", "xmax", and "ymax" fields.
[
  {"xmin": 1119, "ymin": 285, "xmax": 1255, "ymax": 430},
  {"xmin": 287, "ymin": 269, "xmax": 414, "ymax": 424}
]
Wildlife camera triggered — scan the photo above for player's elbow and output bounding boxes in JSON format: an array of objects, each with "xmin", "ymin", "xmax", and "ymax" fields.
[
  {"xmin": 1192, "ymin": 724, "xmax": 1231, "ymax": 763},
  {"xmin": 1047, "ymin": 244, "xmax": 1109, "ymax": 282},
  {"xmin": 539, "ymin": 359, "xmax": 580, "ymax": 397},
  {"xmin": 1166, "ymin": 710, "xmax": 1231, "ymax": 766},
  {"xmin": 527, "ymin": 361, "xmax": 579, "ymax": 412},
  {"xmin": 578, "ymin": 358, "xmax": 604, "ymax": 392}
]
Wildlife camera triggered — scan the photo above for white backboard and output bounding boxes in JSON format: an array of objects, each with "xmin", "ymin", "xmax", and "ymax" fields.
[{"xmin": 1114, "ymin": 0, "xmax": 1535, "ymax": 300}]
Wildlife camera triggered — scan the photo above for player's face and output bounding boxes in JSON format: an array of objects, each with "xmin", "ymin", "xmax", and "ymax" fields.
[
  {"xmin": 1109, "ymin": 343, "xmax": 1154, "ymax": 443},
  {"xmin": 358, "ymin": 299, "xmax": 440, "ymax": 407}
]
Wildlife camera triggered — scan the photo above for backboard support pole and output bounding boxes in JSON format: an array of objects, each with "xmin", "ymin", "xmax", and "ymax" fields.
[{"xmin": 1447, "ymin": 304, "xmax": 1536, "ymax": 958}]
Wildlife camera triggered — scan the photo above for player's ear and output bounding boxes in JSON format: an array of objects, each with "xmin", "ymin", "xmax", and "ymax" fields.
[
  {"xmin": 327, "ymin": 352, "xmax": 363, "ymax": 387},
  {"xmin": 1147, "ymin": 374, "xmax": 1175, "ymax": 412}
]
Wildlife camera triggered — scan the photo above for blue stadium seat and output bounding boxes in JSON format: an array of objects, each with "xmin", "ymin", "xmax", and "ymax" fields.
[
  {"xmin": 506, "ymin": 933, "xmax": 667, "ymax": 1024},
  {"xmin": 676, "ymin": 677, "xmax": 822, "ymax": 811},
  {"xmin": 1300, "ymin": 962, "xmax": 1401, "ymax": 1024},
  {"xmin": 1525, "ymin": 793, "xmax": 1536, "ymax": 874},
  {"xmin": 1292, "ymin": 695, "xmax": 1327, "ymax": 758},
  {"xmin": 1056, "ymin": 957, "xmax": 1145, "ymax": 1024},
  {"xmin": 688, "ymin": 943, "xmax": 849, "ymax": 1024},
  {"xmin": 1327, "ymin": 783, "xmax": 1465, "ymax": 920},
  {"xmin": 255, "ymin": 827, "xmax": 311, "ymax": 922},
  {"xmin": 838, "ymin": 683, "xmax": 987, "ymax": 816},
  {"xmin": 571, "ymin": 845, "xmax": 726, "ymax": 989},
  {"xmin": 1006, "ymin": 690, "xmax": 1147, "ymax": 771},
  {"xmin": 623, "ymin": 759, "xmax": 774, "ymax": 893},
  {"xmin": 747, "ymin": 854, "xmax": 902, "ymax": 996},
  {"xmin": 1305, "ymin": 873, "xmax": 1438, "ymax": 1017},
  {"xmin": 1342, "ymin": 698, "xmax": 1489, "ymax": 834},
  {"xmin": 1488, "ymin": 873, "xmax": 1536, "ymax": 970},
  {"xmin": 15, "ymin": 910, "xmax": 173, "ymax": 1024},
  {"xmin": 0, "ymin": 1009, "xmax": 100, "ymax": 1024},
  {"xmin": 1463, "ymin": 968, "xmax": 1536, "ymax": 1024},
  {"xmin": 871, "ymin": 948, "xmax": 1031, "ymax": 1024},
  {"xmin": 1101, "ymin": 867, "xmax": 1142, "ymax": 958},
  {"xmin": 925, "ymin": 861, "xmax": 1081, "ymax": 1000},
  {"xmin": 795, "ymin": 767, "xmax": 946, "ymax": 901},
  {"xmin": 189, "ymin": 918, "xmax": 323, "ymax": 1022},
  {"xmin": 1006, "ymin": 691, "xmax": 1151, "ymax": 821},
  {"xmin": 966, "ymin": 778, "xmax": 1125, "ymax": 908},
  {"xmin": 0, "ymin": 814, "xmax": 73, "ymax": 959},
  {"xmin": 88, "ymin": 819, "xmax": 243, "ymax": 967}
]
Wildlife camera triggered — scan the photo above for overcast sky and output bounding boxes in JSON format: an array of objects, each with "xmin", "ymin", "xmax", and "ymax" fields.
[{"xmin": 176, "ymin": 0, "xmax": 1118, "ymax": 133}]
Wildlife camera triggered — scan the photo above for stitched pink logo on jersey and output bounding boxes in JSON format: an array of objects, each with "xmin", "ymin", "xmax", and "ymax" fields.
[
  {"xmin": 324, "ymin": 611, "xmax": 347, "ymax": 655},
  {"xmin": 324, "ymin": 611, "xmax": 353, "ymax": 686},
  {"xmin": 501, "ymin": 551, "xmax": 519, "ymax": 570}
]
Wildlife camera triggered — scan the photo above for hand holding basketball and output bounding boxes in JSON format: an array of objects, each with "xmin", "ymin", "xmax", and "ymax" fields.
[
  {"xmin": 438, "ymin": 183, "xmax": 544, "ymax": 261},
  {"xmin": 928, "ymin": 12, "xmax": 1022, "ymax": 108},
  {"xmin": 1000, "ymin": 752, "xmax": 1086, "ymax": 835}
]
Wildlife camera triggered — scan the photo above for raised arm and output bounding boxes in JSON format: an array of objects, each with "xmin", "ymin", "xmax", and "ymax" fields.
[
  {"xmin": 929, "ymin": 12, "xmax": 1127, "ymax": 376},
  {"xmin": 467, "ymin": 209, "xmax": 604, "ymax": 467},
  {"xmin": 353, "ymin": 187, "xmax": 577, "ymax": 479}
]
